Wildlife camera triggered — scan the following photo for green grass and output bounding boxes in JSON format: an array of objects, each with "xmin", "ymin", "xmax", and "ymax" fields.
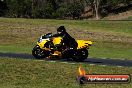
[
  {"xmin": 122, "ymin": 16, "xmax": 132, "ymax": 20},
  {"xmin": 0, "ymin": 57, "xmax": 132, "ymax": 88},
  {"xmin": 89, "ymin": 41, "xmax": 132, "ymax": 59},
  {"xmin": 0, "ymin": 18, "xmax": 132, "ymax": 88},
  {"xmin": 0, "ymin": 18, "xmax": 132, "ymax": 35},
  {"xmin": 0, "ymin": 18, "xmax": 132, "ymax": 60},
  {"xmin": 0, "ymin": 45, "xmax": 32, "ymax": 54},
  {"xmin": 90, "ymin": 45, "xmax": 132, "ymax": 59}
]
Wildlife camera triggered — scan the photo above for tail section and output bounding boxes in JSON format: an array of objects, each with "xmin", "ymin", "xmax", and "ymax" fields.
[{"xmin": 77, "ymin": 40, "xmax": 92, "ymax": 49}]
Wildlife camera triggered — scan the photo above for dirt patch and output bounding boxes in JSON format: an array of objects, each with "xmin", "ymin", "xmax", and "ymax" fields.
[
  {"xmin": 104, "ymin": 10, "xmax": 132, "ymax": 20},
  {"xmin": 0, "ymin": 22, "xmax": 132, "ymax": 45},
  {"xmin": 67, "ymin": 28, "xmax": 132, "ymax": 43}
]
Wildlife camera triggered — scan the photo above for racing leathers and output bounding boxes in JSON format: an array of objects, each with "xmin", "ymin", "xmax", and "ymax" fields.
[{"xmin": 53, "ymin": 32, "xmax": 78, "ymax": 58}]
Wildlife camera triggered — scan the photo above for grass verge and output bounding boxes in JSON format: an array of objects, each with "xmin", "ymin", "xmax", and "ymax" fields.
[
  {"xmin": 0, "ymin": 18, "xmax": 132, "ymax": 59},
  {"xmin": 0, "ymin": 57, "xmax": 132, "ymax": 88}
]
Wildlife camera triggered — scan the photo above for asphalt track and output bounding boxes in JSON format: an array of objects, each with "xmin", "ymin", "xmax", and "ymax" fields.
[{"xmin": 0, "ymin": 52, "xmax": 132, "ymax": 67}]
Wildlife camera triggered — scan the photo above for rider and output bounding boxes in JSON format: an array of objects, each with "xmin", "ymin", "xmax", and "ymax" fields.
[{"xmin": 53, "ymin": 26, "xmax": 78, "ymax": 58}]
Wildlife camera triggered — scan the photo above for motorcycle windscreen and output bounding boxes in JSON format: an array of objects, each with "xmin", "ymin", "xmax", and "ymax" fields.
[{"xmin": 53, "ymin": 37, "xmax": 62, "ymax": 45}]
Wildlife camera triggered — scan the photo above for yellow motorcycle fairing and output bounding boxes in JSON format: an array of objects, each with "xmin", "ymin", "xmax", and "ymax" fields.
[
  {"xmin": 37, "ymin": 36, "xmax": 92, "ymax": 50},
  {"xmin": 52, "ymin": 37, "xmax": 62, "ymax": 45},
  {"xmin": 77, "ymin": 40, "xmax": 92, "ymax": 49},
  {"xmin": 52, "ymin": 37, "xmax": 93, "ymax": 49},
  {"xmin": 37, "ymin": 37, "xmax": 62, "ymax": 50},
  {"xmin": 37, "ymin": 40, "xmax": 47, "ymax": 49}
]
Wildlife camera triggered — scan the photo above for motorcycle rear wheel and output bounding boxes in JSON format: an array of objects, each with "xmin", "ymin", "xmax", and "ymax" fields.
[{"xmin": 72, "ymin": 48, "xmax": 88, "ymax": 62}]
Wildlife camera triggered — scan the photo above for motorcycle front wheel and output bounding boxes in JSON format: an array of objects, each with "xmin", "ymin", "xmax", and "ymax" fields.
[{"xmin": 32, "ymin": 45, "xmax": 50, "ymax": 59}]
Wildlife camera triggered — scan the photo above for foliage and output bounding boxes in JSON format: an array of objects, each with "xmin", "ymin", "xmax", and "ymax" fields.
[{"xmin": 0, "ymin": 0, "xmax": 131, "ymax": 19}]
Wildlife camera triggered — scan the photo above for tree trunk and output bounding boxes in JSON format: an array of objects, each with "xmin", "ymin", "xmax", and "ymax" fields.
[{"xmin": 94, "ymin": 0, "xmax": 100, "ymax": 20}]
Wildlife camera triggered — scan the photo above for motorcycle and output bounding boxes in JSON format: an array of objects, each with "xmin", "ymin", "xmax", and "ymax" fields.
[{"xmin": 32, "ymin": 33, "xmax": 92, "ymax": 61}]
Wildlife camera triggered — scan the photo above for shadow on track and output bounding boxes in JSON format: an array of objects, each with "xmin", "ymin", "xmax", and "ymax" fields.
[
  {"xmin": 0, "ymin": 52, "xmax": 132, "ymax": 67},
  {"xmin": 0, "ymin": 52, "xmax": 34, "ymax": 59},
  {"xmin": 84, "ymin": 58, "xmax": 132, "ymax": 67}
]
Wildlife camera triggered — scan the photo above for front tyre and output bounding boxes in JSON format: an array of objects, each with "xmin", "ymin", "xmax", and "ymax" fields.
[
  {"xmin": 72, "ymin": 48, "xmax": 88, "ymax": 62},
  {"xmin": 32, "ymin": 45, "xmax": 49, "ymax": 59}
]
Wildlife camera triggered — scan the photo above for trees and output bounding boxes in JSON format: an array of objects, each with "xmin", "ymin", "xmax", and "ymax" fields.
[
  {"xmin": 66, "ymin": 0, "xmax": 84, "ymax": 19},
  {"xmin": 6, "ymin": 0, "xmax": 32, "ymax": 18},
  {"xmin": 0, "ymin": 0, "xmax": 7, "ymax": 16},
  {"xmin": 94, "ymin": 0, "xmax": 101, "ymax": 20},
  {"xmin": 0, "ymin": 0, "xmax": 131, "ymax": 19}
]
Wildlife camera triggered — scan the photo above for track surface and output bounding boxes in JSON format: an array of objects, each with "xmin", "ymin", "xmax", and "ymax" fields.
[{"xmin": 0, "ymin": 52, "xmax": 132, "ymax": 67}]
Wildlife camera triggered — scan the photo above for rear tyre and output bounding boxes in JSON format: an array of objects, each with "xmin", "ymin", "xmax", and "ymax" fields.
[
  {"xmin": 72, "ymin": 48, "xmax": 88, "ymax": 62},
  {"xmin": 32, "ymin": 45, "xmax": 50, "ymax": 59}
]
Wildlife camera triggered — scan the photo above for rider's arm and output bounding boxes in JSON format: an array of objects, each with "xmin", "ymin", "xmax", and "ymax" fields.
[{"xmin": 52, "ymin": 34, "xmax": 59, "ymax": 37}]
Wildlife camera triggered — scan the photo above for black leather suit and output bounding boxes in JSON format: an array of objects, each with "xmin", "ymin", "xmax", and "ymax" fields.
[{"xmin": 53, "ymin": 32, "xmax": 78, "ymax": 58}]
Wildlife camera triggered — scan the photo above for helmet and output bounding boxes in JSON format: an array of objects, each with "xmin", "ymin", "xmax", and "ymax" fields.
[{"xmin": 57, "ymin": 26, "xmax": 66, "ymax": 35}]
